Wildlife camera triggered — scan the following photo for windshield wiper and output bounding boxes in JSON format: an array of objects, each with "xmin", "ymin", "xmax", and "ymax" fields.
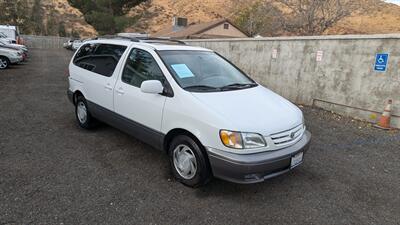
[
  {"xmin": 184, "ymin": 85, "xmax": 221, "ymax": 91},
  {"xmin": 220, "ymin": 83, "xmax": 257, "ymax": 91}
]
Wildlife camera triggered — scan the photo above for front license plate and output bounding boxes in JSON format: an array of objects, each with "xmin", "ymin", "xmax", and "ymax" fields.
[{"xmin": 290, "ymin": 152, "xmax": 303, "ymax": 168}]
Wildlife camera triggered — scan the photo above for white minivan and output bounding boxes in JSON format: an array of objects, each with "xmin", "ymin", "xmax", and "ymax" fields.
[{"xmin": 67, "ymin": 38, "xmax": 311, "ymax": 187}]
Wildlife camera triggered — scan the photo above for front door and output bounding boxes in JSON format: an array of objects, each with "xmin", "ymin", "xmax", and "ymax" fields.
[{"xmin": 114, "ymin": 47, "xmax": 167, "ymax": 134}]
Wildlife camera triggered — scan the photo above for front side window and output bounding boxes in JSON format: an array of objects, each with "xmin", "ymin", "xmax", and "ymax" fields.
[
  {"xmin": 73, "ymin": 43, "xmax": 127, "ymax": 77},
  {"xmin": 158, "ymin": 50, "xmax": 257, "ymax": 92},
  {"xmin": 121, "ymin": 48, "xmax": 165, "ymax": 87}
]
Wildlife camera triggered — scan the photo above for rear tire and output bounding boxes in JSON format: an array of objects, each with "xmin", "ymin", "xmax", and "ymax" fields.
[
  {"xmin": 0, "ymin": 56, "xmax": 10, "ymax": 69},
  {"xmin": 169, "ymin": 135, "xmax": 212, "ymax": 187},
  {"xmin": 75, "ymin": 95, "xmax": 97, "ymax": 129}
]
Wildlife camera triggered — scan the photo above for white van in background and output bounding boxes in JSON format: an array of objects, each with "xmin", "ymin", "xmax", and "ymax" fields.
[
  {"xmin": 0, "ymin": 32, "xmax": 11, "ymax": 44},
  {"xmin": 0, "ymin": 25, "xmax": 22, "ymax": 44}
]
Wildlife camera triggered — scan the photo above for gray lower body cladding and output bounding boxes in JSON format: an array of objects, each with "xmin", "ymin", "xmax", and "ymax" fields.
[
  {"xmin": 207, "ymin": 131, "xmax": 311, "ymax": 184},
  {"xmin": 67, "ymin": 90, "xmax": 164, "ymax": 151}
]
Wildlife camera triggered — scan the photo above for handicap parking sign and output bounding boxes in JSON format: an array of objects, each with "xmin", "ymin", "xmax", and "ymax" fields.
[{"xmin": 374, "ymin": 53, "xmax": 389, "ymax": 72}]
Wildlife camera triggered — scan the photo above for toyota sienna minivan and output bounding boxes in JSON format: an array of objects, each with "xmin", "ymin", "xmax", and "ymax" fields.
[{"xmin": 67, "ymin": 37, "xmax": 311, "ymax": 187}]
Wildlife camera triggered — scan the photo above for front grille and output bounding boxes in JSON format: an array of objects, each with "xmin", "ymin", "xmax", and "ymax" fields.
[{"xmin": 270, "ymin": 124, "xmax": 304, "ymax": 146}]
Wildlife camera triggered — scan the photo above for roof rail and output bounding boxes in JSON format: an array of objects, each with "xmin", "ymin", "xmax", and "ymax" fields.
[
  {"xmin": 94, "ymin": 35, "xmax": 187, "ymax": 45},
  {"xmin": 139, "ymin": 37, "xmax": 187, "ymax": 45},
  {"xmin": 96, "ymin": 35, "xmax": 140, "ymax": 42}
]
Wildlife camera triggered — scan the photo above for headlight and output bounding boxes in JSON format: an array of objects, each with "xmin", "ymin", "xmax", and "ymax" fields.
[
  {"xmin": 242, "ymin": 133, "xmax": 267, "ymax": 148},
  {"xmin": 220, "ymin": 130, "xmax": 266, "ymax": 149}
]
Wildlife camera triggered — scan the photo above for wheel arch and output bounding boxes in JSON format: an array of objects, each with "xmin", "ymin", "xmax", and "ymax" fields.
[
  {"xmin": 0, "ymin": 55, "xmax": 10, "ymax": 62},
  {"xmin": 163, "ymin": 128, "xmax": 206, "ymax": 154},
  {"xmin": 72, "ymin": 90, "xmax": 84, "ymax": 105},
  {"xmin": 0, "ymin": 55, "xmax": 10, "ymax": 69}
]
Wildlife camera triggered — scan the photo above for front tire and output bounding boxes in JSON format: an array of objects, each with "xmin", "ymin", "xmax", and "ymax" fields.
[
  {"xmin": 169, "ymin": 135, "xmax": 212, "ymax": 187},
  {"xmin": 75, "ymin": 96, "xmax": 97, "ymax": 129},
  {"xmin": 0, "ymin": 57, "xmax": 10, "ymax": 69}
]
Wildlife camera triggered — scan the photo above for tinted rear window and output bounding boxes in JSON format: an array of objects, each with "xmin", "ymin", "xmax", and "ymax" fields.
[{"xmin": 73, "ymin": 43, "xmax": 127, "ymax": 77}]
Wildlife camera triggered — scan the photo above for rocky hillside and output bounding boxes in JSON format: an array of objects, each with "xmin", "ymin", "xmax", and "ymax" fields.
[
  {"xmin": 1, "ymin": 0, "xmax": 97, "ymax": 37},
  {"xmin": 325, "ymin": 0, "xmax": 400, "ymax": 35},
  {"xmin": 10, "ymin": 0, "xmax": 399, "ymax": 37},
  {"xmin": 40, "ymin": 0, "xmax": 97, "ymax": 37},
  {"xmin": 126, "ymin": 0, "xmax": 400, "ymax": 36},
  {"xmin": 125, "ymin": 0, "xmax": 243, "ymax": 33}
]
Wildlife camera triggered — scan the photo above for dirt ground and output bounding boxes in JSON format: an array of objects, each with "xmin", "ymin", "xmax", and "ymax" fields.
[{"xmin": 0, "ymin": 49, "xmax": 399, "ymax": 225}]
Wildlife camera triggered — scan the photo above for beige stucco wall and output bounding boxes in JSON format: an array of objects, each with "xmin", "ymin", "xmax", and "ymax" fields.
[{"xmin": 201, "ymin": 23, "xmax": 248, "ymax": 38}]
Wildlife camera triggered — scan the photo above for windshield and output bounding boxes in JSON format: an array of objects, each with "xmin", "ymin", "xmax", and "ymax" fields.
[{"xmin": 158, "ymin": 50, "xmax": 257, "ymax": 92}]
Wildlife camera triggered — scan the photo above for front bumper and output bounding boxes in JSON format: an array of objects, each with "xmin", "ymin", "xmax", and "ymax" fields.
[
  {"xmin": 9, "ymin": 56, "xmax": 23, "ymax": 64},
  {"xmin": 207, "ymin": 131, "xmax": 311, "ymax": 184}
]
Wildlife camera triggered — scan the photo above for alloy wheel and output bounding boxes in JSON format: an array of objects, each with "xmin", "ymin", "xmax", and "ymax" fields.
[{"xmin": 0, "ymin": 58, "xmax": 8, "ymax": 69}]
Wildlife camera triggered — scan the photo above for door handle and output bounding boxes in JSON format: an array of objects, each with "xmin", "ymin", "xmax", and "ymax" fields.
[
  {"xmin": 105, "ymin": 83, "xmax": 113, "ymax": 91},
  {"xmin": 116, "ymin": 88, "xmax": 125, "ymax": 95}
]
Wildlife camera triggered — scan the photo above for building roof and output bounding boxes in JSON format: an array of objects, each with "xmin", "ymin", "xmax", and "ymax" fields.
[{"xmin": 152, "ymin": 18, "xmax": 249, "ymax": 39}]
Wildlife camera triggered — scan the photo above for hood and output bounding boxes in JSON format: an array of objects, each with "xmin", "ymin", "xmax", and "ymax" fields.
[
  {"xmin": 0, "ymin": 45, "xmax": 19, "ymax": 51},
  {"xmin": 0, "ymin": 43, "xmax": 26, "ymax": 51},
  {"xmin": 0, "ymin": 47, "xmax": 20, "ymax": 53},
  {"xmin": 191, "ymin": 85, "xmax": 303, "ymax": 136},
  {"xmin": 7, "ymin": 43, "xmax": 26, "ymax": 49}
]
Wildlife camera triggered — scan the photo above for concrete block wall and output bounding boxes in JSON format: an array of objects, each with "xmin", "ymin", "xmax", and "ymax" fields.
[{"xmin": 186, "ymin": 34, "xmax": 400, "ymax": 128}]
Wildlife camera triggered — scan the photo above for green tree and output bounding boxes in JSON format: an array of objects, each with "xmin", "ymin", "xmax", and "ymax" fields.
[
  {"xmin": 58, "ymin": 22, "xmax": 67, "ymax": 37},
  {"xmin": 31, "ymin": 0, "xmax": 45, "ymax": 35},
  {"xmin": 86, "ymin": 11, "xmax": 116, "ymax": 35},
  {"xmin": 46, "ymin": 9, "xmax": 59, "ymax": 36},
  {"xmin": 0, "ymin": 0, "xmax": 32, "ymax": 34},
  {"xmin": 235, "ymin": 1, "xmax": 282, "ymax": 36},
  {"xmin": 67, "ymin": 0, "xmax": 146, "ymax": 35},
  {"xmin": 276, "ymin": 0, "xmax": 358, "ymax": 35},
  {"xmin": 71, "ymin": 27, "xmax": 80, "ymax": 38}
]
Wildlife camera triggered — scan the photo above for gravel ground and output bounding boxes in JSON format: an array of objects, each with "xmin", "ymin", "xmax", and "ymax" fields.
[{"xmin": 0, "ymin": 49, "xmax": 399, "ymax": 225}]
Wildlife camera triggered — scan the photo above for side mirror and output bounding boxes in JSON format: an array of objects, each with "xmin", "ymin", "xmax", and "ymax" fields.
[{"xmin": 140, "ymin": 80, "xmax": 164, "ymax": 94}]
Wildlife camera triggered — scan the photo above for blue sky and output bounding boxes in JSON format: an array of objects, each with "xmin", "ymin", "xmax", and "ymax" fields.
[{"xmin": 384, "ymin": 0, "xmax": 400, "ymax": 5}]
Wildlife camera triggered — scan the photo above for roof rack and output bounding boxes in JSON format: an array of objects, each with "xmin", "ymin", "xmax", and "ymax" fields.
[
  {"xmin": 139, "ymin": 37, "xmax": 187, "ymax": 45},
  {"xmin": 95, "ymin": 35, "xmax": 187, "ymax": 45}
]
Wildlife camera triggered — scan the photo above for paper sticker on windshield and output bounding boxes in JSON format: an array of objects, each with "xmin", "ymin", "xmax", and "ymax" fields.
[{"xmin": 171, "ymin": 64, "xmax": 195, "ymax": 78}]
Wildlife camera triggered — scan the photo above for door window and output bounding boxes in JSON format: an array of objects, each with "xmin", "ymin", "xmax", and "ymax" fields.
[
  {"xmin": 121, "ymin": 48, "xmax": 165, "ymax": 87},
  {"xmin": 73, "ymin": 43, "xmax": 127, "ymax": 77}
]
